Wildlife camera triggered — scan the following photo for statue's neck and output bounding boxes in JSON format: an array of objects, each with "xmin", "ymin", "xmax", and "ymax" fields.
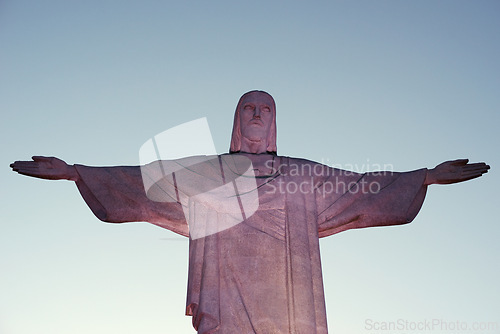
[{"xmin": 240, "ymin": 137, "xmax": 267, "ymax": 154}]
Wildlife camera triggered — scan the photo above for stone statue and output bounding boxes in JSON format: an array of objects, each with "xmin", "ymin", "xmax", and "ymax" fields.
[{"xmin": 10, "ymin": 91, "xmax": 490, "ymax": 333}]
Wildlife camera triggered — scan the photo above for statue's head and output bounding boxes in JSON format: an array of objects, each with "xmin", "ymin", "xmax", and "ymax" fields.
[{"xmin": 229, "ymin": 90, "xmax": 277, "ymax": 154}]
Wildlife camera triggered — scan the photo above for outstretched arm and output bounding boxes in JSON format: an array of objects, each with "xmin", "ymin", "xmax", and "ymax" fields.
[
  {"xmin": 424, "ymin": 159, "xmax": 490, "ymax": 185},
  {"xmin": 10, "ymin": 156, "xmax": 79, "ymax": 181},
  {"xmin": 11, "ymin": 156, "xmax": 188, "ymax": 235}
]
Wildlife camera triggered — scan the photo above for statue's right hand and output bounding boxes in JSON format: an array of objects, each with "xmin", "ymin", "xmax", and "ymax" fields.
[{"xmin": 10, "ymin": 156, "xmax": 79, "ymax": 181}]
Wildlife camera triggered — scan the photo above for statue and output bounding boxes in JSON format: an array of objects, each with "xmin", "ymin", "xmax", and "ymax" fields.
[{"xmin": 10, "ymin": 91, "xmax": 490, "ymax": 333}]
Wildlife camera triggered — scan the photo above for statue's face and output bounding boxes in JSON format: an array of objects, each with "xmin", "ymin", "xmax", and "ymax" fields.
[{"xmin": 239, "ymin": 91, "xmax": 274, "ymax": 143}]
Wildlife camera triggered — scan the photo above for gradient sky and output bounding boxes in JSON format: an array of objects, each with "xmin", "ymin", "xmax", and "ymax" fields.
[{"xmin": 1, "ymin": 1, "xmax": 499, "ymax": 333}]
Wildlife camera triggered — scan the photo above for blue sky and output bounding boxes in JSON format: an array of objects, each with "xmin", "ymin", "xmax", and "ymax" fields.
[{"xmin": 1, "ymin": 1, "xmax": 499, "ymax": 333}]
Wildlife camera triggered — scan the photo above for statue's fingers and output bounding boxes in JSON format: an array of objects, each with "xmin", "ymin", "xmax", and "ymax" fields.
[
  {"xmin": 16, "ymin": 169, "xmax": 44, "ymax": 177},
  {"xmin": 463, "ymin": 163, "xmax": 488, "ymax": 170},
  {"xmin": 464, "ymin": 166, "xmax": 487, "ymax": 173},
  {"xmin": 11, "ymin": 161, "xmax": 39, "ymax": 167},
  {"xmin": 465, "ymin": 162, "xmax": 489, "ymax": 167},
  {"xmin": 11, "ymin": 161, "xmax": 28, "ymax": 167},
  {"xmin": 461, "ymin": 170, "xmax": 487, "ymax": 179},
  {"xmin": 477, "ymin": 163, "xmax": 491, "ymax": 171},
  {"xmin": 14, "ymin": 164, "xmax": 40, "ymax": 169},
  {"xmin": 459, "ymin": 174, "xmax": 483, "ymax": 182},
  {"xmin": 11, "ymin": 164, "xmax": 38, "ymax": 172},
  {"xmin": 12, "ymin": 167, "xmax": 41, "ymax": 175}
]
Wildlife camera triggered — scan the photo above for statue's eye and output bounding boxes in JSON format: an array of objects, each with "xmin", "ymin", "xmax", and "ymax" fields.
[
  {"xmin": 262, "ymin": 107, "xmax": 270, "ymax": 112},
  {"xmin": 244, "ymin": 104, "xmax": 254, "ymax": 110}
]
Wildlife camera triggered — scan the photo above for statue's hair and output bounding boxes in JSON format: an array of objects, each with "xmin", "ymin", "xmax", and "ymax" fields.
[{"xmin": 229, "ymin": 90, "xmax": 277, "ymax": 154}]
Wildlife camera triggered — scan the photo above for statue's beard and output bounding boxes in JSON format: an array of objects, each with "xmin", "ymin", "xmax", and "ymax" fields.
[
  {"xmin": 242, "ymin": 134, "xmax": 266, "ymax": 143},
  {"xmin": 241, "ymin": 126, "xmax": 269, "ymax": 143}
]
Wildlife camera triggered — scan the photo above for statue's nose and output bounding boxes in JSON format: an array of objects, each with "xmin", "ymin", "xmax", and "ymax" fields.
[{"xmin": 253, "ymin": 109, "xmax": 261, "ymax": 118}]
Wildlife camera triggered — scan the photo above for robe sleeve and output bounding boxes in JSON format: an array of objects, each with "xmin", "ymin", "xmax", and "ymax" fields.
[
  {"xmin": 316, "ymin": 168, "xmax": 428, "ymax": 238},
  {"xmin": 74, "ymin": 164, "xmax": 188, "ymax": 237}
]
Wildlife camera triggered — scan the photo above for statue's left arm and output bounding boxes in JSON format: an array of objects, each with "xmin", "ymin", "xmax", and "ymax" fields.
[{"xmin": 316, "ymin": 159, "xmax": 489, "ymax": 238}]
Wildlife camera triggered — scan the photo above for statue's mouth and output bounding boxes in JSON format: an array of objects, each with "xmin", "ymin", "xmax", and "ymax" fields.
[{"xmin": 250, "ymin": 120, "xmax": 263, "ymax": 126}]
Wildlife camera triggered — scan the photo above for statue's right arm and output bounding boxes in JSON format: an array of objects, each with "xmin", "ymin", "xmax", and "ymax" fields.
[
  {"xmin": 11, "ymin": 156, "xmax": 189, "ymax": 236},
  {"xmin": 10, "ymin": 156, "xmax": 79, "ymax": 181}
]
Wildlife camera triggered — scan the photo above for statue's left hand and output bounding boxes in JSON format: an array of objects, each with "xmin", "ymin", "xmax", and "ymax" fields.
[{"xmin": 425, "ymin": 159, "xmax": 490, "ymax": 185}]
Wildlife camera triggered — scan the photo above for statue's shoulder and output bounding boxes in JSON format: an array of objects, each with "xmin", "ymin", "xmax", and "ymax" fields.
[
  {"xmin": 276, "ymin": 155, "xmax": 326, "ymax": 167},
  {"xmin": 276, "ymin": 156, "xmax": 355, "ymax": 178}
]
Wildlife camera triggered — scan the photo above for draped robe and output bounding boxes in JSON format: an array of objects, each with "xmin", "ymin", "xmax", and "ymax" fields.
[{"xmin": 74, "ymin": 153, "xmax": 427, "ymax": 333}]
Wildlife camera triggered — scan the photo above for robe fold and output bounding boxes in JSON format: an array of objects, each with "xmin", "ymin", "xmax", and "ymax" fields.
[{"xmin": 74, "ymin": 154, "xmax": 427, "ymax": 334}]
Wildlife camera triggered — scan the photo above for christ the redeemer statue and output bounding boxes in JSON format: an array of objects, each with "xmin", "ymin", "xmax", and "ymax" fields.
[{"xmin": 11, "ymin": 91, "xmax": 490, "ymax": 333}]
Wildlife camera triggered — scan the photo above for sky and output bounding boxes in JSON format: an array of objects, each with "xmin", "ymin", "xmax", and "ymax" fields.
[{"xmin": 1, "ymin": 1, "xmax": 499, "ymax": 333}]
